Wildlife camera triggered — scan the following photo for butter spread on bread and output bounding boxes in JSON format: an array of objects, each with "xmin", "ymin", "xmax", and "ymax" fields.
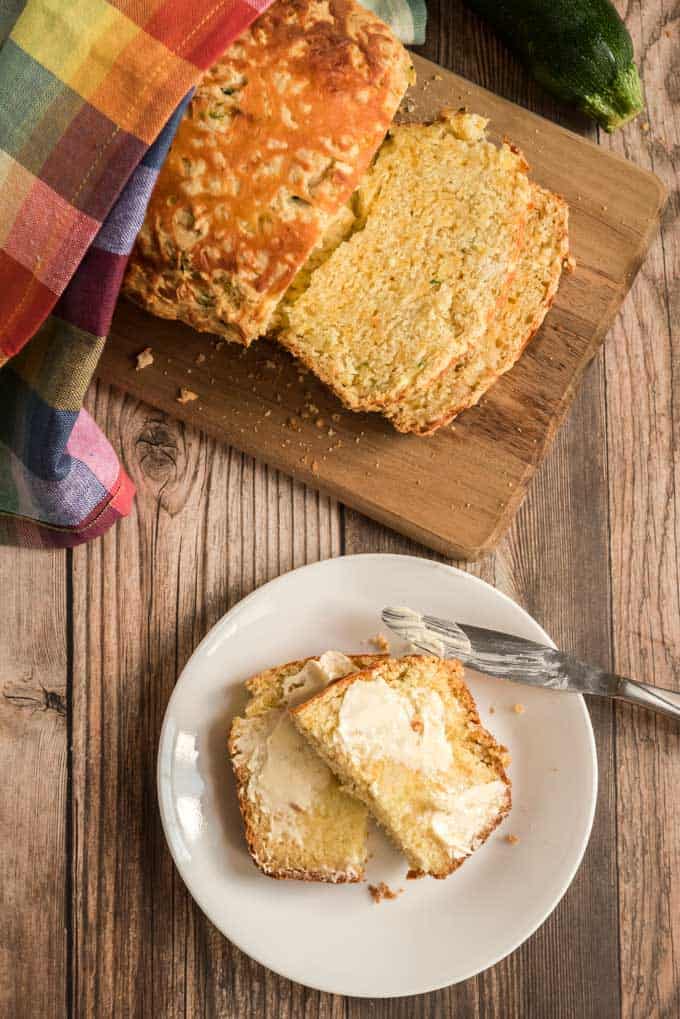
[
  {"xmin": 291, "ymin": 655, "xmax": 511, "ymax": 878},
  {"xmin": 229, "ymin": 652, "xmax": 383, "ymax": 881}
]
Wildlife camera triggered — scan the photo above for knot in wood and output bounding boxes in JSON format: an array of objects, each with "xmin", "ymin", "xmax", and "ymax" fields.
[{"xmin": 136, "ymin": 418, "xmax": 181, "ymax": 483}]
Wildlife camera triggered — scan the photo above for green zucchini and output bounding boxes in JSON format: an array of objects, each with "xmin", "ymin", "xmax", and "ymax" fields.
[{"xmin": 465, "ymin": 0, "xmax": 644, "ymax": 132}]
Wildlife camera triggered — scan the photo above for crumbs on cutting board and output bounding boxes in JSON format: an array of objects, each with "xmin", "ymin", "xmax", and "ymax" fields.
[
  {"xmin": 135, "ymin": 347, "xmax": 154, "ymax": 371},
  {"xmin": 369, "ymin": 882, "xmax": 403, "ymax": 904},
  {"xmin": 513, "ymin": 703, "xmax": 526, "ymax": 714},
  {"xmin": 176, "ymin": 387, "xmax": 198, "ymax": 404}
]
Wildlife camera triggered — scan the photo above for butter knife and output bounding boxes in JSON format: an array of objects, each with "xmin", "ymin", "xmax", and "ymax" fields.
[{"xmin": 381, "ymin": 606, "xmax": 680, "ymax": 721}]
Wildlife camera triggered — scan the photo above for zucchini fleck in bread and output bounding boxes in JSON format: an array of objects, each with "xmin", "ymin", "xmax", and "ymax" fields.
[
  {"xmin": 123, "ymin": 0, "xmax": 412, "ymax": 345},
  {"xmin": 275, "ymin": 111, "xmax": 533, "ymax": 410},
  {"xmin": 229, "ymin": 651, "xmax": 383, "ymax": 881},
  {"xmin": 388, "ymin": 185, "xmax": 570, "ymax": 434},
  {"xmin": 291, "ymin": 655, "xmax": 511, "ymax": 878}
]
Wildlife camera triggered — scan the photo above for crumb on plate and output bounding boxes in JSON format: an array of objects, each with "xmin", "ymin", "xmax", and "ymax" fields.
[
  {"xmin": 177, "ymin": 387, "xmax": 198, "ymax": 404},
  {"xmin": 369, "ymin": 882, "xmax": 402, "ymax": 903},
  {"xmin": 369, "ymin": 632, "xmax": 390, "ymax": 652},
  {"xmin": 506, "ymin": 834, "xmax": 520, "ymax": 845},
  {"xmin": 513, "ymin": 703, "xmax": 526, "ymax": 715}
]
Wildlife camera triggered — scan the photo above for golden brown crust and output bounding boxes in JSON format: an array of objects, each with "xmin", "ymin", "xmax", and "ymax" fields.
[{"xmin": 124, "ymin": 0, "xmax": 412, "ymax": 344}]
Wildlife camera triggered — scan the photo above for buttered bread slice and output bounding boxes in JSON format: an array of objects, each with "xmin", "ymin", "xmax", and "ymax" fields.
[
  {"xmin": 229, "ymin": 651, "xmax": 381, "ymax": 881},
  {"xmin": 388, "ymin": 185, "xmax": 570, "ymax": 434},
  {"xmin": 276, "ymin": 111, "xmax": 532, "ymax": 410},
  {"xmin": 290, "ymin": 656, "xmax": 511, "ymax": 878}
]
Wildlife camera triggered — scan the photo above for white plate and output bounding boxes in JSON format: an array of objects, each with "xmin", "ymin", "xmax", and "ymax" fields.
[{"xmin": 158, "ymin": 553, "xmax": 597, "ymax": 997}]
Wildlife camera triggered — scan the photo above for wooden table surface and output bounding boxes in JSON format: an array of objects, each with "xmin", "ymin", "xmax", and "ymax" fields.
[{"xmin": 1, "ymin": 2, "xmax": 678, "ymax": 1016}]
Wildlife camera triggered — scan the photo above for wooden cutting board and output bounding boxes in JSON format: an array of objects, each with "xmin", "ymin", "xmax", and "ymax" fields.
[{"xmin": 99, "ymin": 54, "xmax": 665, "ymax": 560}]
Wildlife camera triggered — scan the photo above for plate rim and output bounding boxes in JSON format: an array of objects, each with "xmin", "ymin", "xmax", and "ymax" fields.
[{"xmin": 157, "ymin": 552, "xmax": 598, "ymax": 997}]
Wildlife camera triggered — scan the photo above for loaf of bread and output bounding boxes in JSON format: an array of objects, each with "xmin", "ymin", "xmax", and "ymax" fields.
[
  {"xmin": 123, "ymin": 0, "xmax": 412, "ymax": 345},
  {"xmin": 275, "ymin": 111, "xmax": 533, "ymax": 410},
  {"xmin": 388, "ymin": 185, "xmax": 570, "ymax": 433},
  {"xmin": 229, "ymin": 651, "xmax": 382, "ymax": 881},
  {"xmin": 291, "ymin": 655, "xmax": 511, "ymax": 878}
]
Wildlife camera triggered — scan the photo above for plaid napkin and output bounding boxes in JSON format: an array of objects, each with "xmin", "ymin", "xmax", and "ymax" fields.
[{"xmin": 0, "ymin": 0, "xmax": 426, "ymax": 549}]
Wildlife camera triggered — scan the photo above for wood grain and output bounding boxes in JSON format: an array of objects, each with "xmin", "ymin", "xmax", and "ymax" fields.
[
  {"xmin": 98, "ymin": 52, "xmax": 665, "ymax": 561},
  {"xmin": 0, "ymin": 546, "xmax": 68, "ymax": 1019},
  {"xmin": 601, "ymin": 4, "xmax": 680, "ymax": 1015}
]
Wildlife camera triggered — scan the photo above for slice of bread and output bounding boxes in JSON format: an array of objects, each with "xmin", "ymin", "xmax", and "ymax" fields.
[
  {"xmin": 123, "ymin": 0, "xmax": 412, "ymax": 345},
  {"xmin": 229, "ymin": 651, "xmax": 382, "ymax": 881},
  {"xmin": 290, "ymin": 655, "xmax": 511, "ymax": 878},
  {"xmin": 275, "ymin": 111, "xmax": 532, "ymax": 410},
  {"xmin": 388, "ymin": 185, "xmax": 570, "ymax": 434}
]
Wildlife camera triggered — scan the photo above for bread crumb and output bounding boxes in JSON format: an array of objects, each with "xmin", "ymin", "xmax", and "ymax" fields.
[
  {"xmin": 488, "ymin": 706, "xmax": 495, "ymax": 714},
  {"xmin": 411, "ymin": 718, "xmax": 423, "ymax": 733},
  {"xmin": 311, "ymin": 460, "xmax": 320, "ymax": 474},
  {"xmin": 368, "ymin": 882, "xmax": 402, "ymax": 903},
  {"xmin": 513, "ymin": 703, "xmax": 525, "ymax": 714},
  {"xmin": 506, "ymin": 834, "xmax": 520, "ymax": 845},
  {"xmin": 563, "ymin": 253, "xmax": 577, "ymax": 273},
  {"xmin": 640, "ymin": 121, "xmax": 650, "ymax": 132},
  {"xmin": 135, "ymin": 347, "xmax": 154, "ymax": 371},
  {"xmin": 177, "ymin": 387, "xmax": 198, "ymax": 404},
  {"xmin": 195, "ymin": 352, "xmax": 206, "ymax": 365},
  {"xmin": 369, "ymin": 633, "xmax": 390, "ymax": 652}
]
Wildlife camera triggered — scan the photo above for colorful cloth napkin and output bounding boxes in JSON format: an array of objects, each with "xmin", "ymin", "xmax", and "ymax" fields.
[{"xmin": 0, "ymin": 0, "xmax": 426, "ymax": 548}]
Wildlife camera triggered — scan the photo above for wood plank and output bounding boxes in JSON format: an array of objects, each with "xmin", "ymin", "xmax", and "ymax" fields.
[
  {"xmin": 69, "ymin": 381, "xmax": 343, "ymax": 1017},
  {"xmin": 0, "ymin": 544, "xmax": 67, "ymax": 1019},
  {"xmin": 98, "ymin": 49, "xmax": 665, "ymax": 561},
  {"xmin": 601, "ymin": 4, "xmax": 680, "ymax": 1015}
]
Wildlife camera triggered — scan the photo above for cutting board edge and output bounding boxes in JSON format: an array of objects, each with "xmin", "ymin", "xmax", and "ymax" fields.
[{"xmin": 95, "ymin": 364, "xmax": 506, "ymax": 560}]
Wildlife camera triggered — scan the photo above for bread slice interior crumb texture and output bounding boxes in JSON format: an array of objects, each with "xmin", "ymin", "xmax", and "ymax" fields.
[
  {"xmin": 387, "ymin": 184, "xmax": 570, "ymax": 434},
  {"xmin": 276, "ymin": 111, "xmax": 533, "ymax": 411}
]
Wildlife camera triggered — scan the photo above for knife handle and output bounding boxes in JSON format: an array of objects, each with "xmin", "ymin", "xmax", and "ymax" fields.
[{"xmin": 615, "ymin": 677, "xmax": 680, "ymax": 720}]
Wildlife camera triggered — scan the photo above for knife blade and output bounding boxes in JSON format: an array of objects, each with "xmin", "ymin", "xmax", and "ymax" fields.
[{"xmin": 381, "ymin": 606, "xmax": 680, "ymax": 718}]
